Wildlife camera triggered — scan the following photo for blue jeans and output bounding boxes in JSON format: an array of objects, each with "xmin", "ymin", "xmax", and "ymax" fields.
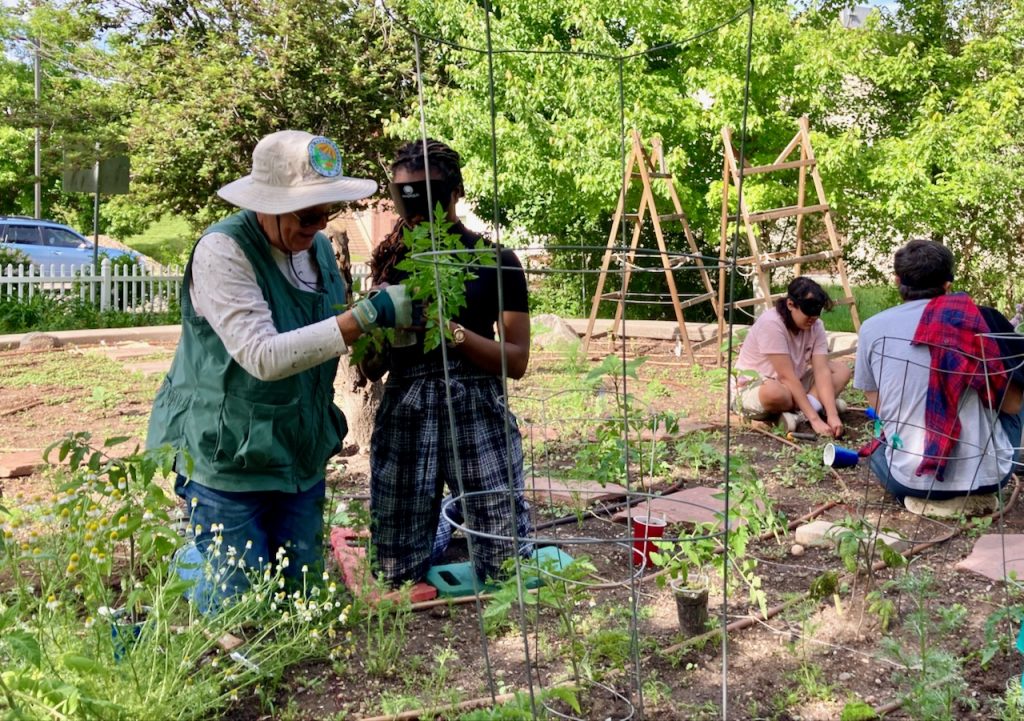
[
  {"xmin": 870, "ymin": 411, "xmax": 1023, "ymax": 501},
  {"xmin": 174, "ymin": 475, "xmax": 325, "ymax": 612}
]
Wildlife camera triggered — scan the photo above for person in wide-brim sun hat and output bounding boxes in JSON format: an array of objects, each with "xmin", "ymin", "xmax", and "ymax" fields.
[
  {"xmin": 147, "ymin": 129, "xmax": 411, "ymax": 614},
  {"xmin": 217, "ymin": 130, "xmax": 378, "ymax": 213}
]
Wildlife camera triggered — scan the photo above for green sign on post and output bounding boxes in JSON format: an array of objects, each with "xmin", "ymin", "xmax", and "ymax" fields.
[
  {"xmin": 62, "ymin": 155, "xmax": 130, "ymax": 194},
  {"xmin": 62, "ymin": 147, "xmax": 130, "ymax": 267}
]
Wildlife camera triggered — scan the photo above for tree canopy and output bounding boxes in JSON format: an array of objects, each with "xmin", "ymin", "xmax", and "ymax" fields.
[{"xmin": 1, "ymin": 0, "xmax": 1021, "ymax": 304}]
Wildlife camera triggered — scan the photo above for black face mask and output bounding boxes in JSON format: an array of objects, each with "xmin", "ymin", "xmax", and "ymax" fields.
[
  {"xmin": 792, "ymin": 296, "xmax": 827, "ymax": 317},
  {"xmin": 389, "ymin": 179, "xmax": 454, "ymax": 221}
]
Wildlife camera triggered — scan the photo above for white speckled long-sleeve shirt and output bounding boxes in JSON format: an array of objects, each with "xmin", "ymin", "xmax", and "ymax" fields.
[{"xmin": 189, "ymin": 232, "xmax": 348, "ymax": 382}]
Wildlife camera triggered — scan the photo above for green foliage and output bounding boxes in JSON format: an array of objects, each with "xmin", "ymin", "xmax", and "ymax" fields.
[
  {"xmin": 674, "ymin": 430, "xmax": 725, "ymax": 478},
  {"xmin": 572, "ymin": 355, "xmax": 680, "ymax": 487},
  {"xmin": 840, "ymin": 699, "xmax": 879, "ymax": 721},
  {"xmin": 0, "ymin": 5, "xmax": 124, "ymax": 226},
  {"xmin": 880, "ymin": 571, "xmax": 976, "ymax": 721},
  {"xmin": 396, "ymin": 206, "xmax": 495, "ymax": 351},
  {"xmin": 0, "ymin": 246, "xmax": 30, "ymax": 267},
  {"xmin": 0, "ymin": 433, "xmax": 353, "ymax": 721},
  {"xmin": 349, "ymin": 208, "xmax": 494, "ymax": 363},
  {"xmin": 994, "ymin": 680, "xmax": 1024, "ymax": 721},
  {"xmin": 821, "ymin": 284, "xmax": 900, "ymax": 334},
  {"xmin": 2, "ymin": 0, "xmax": 415, "ymax": 236},
  {"xmin": 651, "ymin": 452, "xmax": 784, "ymax": 615},
  {"xmin": 457, "ymin": 688, "xmax": 583, "ymax": 720},
  {"xmin": 120, "ymin": 215, "xmax": 193, "ymax": 268},
  {"xmin": 981, "ymin": 603, "xmax": 1023, "ymax": 668},
  {"xmin": 360, "ymin": 595, "xmax": 412, "ymax": 677},
  {"xmin": 808, "ymin": 570, "xmax": 839, "ymax": 601},
  {"xmin": 832, "ymin": 517, "xmax": 907, "ymax": 579},
  {"xmin": 0, "ymin": 292, "xmax": 177, "ymax": 333},
  {"xmin": 866, "ymin": 589, "xmax": 897, "ymax": 632},
  {"xmin": 529, "ymin": 271, "xmax": 589, "ymax": 318},
  {"xmin": 3, "ymin": 0, "xmax": 1023, "ymax": 309},
  {"xmin": 484, "ymin": 556, "xmax": 597, "ymax": 693},
  {"xmin": 775, "ymin": 443, "xmax": 829, "ymax": 487}
]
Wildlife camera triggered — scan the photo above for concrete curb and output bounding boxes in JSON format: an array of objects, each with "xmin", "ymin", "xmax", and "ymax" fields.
[
  {"xmin": 0, "ymin": 319, "xmax": 858, "ymax": 354},
  {"xmin": 0, "ymin": 325, "xmax": 182, "ymax": 351}
]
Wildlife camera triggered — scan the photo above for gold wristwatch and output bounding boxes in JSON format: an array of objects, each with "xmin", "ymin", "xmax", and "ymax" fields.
[{"xmin": 452, "ymin": 323, "xmax": 467, "ymax": 346}]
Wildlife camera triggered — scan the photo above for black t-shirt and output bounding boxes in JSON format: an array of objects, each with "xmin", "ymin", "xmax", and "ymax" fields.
[
  {"xmin": 388, "ymin": 222, "xmax": 528, "ymax": 368},
  {"xmin": 980, "ymin": 306, "xmax": 1024, "ymax": 388}
]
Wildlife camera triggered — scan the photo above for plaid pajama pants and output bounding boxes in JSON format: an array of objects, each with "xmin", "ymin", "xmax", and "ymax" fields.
[{"xmin": 370, "ymin": 360, "xmax": 533, "ymax": 585}]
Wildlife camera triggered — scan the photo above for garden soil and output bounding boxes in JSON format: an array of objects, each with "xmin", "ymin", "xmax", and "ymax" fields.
[{"xmin": 1, "ymin": 336, "xmax": 1022, "ymax": 720}]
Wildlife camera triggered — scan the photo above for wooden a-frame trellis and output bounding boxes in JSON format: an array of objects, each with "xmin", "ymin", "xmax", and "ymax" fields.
[
  {"xmin": 582, "ymin": 129, "xmax": 718, "ymax": 363},
  {"xmin": 716, "ymin": 115, "xmax": 860, "ymax": 349}
]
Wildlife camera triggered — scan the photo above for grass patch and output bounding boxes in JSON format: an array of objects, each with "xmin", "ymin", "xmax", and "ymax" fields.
[
  {"xmin": 0, "ymin": 351, "xmax": 141, "ymax": 391},
  {"xmin": 121, "ymin": 215, "xmax": 193, "ymax": 267},
  {"xmin": 822, "ymin": 284, "xmax": 899, "ymax": 333}
]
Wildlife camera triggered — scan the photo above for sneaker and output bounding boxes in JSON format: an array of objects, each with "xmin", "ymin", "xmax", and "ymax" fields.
[
  {"xmin": 780, "ymin": 411, "xmax": 804, "ymax": 433},
  {"xmin": 834, "ymin": 398, "xmax": 848, "ymax": 414}
]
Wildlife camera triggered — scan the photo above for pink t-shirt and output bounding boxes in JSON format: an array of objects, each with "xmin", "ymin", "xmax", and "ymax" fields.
[{"xmin": 735, "ymin": 307, "xmax": 828, "ymax": 380}]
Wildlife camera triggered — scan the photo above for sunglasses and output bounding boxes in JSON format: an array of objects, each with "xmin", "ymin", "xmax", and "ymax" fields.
[
  {"xmin": 289, "ymin": 207, "xmax": 337, "ymax": 228},
  {"xmin": 791, "ymin": 296, "xmax": 827, "ymax": 317}
]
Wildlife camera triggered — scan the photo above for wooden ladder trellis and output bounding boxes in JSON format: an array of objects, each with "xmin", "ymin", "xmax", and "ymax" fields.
[
  {"xmin": 582, "ymin": 129, "xmax": 718, "ymax": 363},
  {"xmin": 716, "ymin": 115, "xmax": 860, "ymax": 350}
]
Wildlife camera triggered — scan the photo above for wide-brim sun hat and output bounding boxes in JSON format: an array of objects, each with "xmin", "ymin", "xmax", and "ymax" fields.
[{"xmin": 217, "ymin": 130, "xmax": 378, "ymax": 214}]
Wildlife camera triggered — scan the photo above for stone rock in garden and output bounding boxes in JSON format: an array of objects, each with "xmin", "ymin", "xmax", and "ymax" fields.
[
  {"xmin": 609, "ymin": 486, "xmax": 757, "ymax": 529},
  {"xmin": 531, "ymin": 314, "xmax": 580, "ymax": 349},
  {"xmin": 903, "ymin": 493, "xmax": 998, "ymax": 518},
  {"xmin": 18, "ymin": 332, "xmax": 61, "ymax": 351},
  {"xmin": 956, "ymin": 533, "xmax": 1024, "ymax": 582},
  {"xmin": 794, "ymin": 519, "xmax": 842, "ymax": 548},
  {"xmin": 0, "ymin": 450, "xmax": 44, "ymax": 478},
  {"xmin": 528, "ymin": 476, "xmax": 628, "ymax": 507}
]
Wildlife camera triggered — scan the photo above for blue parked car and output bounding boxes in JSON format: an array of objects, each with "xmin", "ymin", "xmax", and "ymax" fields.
[{"xmin": 0, "ymin": 216, "xmax": 141, "ymax": 269}]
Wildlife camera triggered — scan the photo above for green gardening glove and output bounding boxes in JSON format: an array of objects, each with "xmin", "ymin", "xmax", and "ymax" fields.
[{"xmin": 352, "ymin": 285, "xmax": 412, "ymax": 332}]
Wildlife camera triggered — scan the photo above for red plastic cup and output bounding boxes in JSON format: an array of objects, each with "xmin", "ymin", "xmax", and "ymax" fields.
[{"xmin": 632, "ymin": 514, "xmax": 667, "ymax": 567}]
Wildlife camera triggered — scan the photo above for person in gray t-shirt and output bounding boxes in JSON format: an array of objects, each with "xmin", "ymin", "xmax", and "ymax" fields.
[{"xmin": 854, "ymin": 239, "xmax": 1022, "ymax": 507}]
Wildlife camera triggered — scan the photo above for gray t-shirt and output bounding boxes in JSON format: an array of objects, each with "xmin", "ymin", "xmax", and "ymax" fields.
[{"xmin": 854, "ymin": 299, "xmax": 1011, "ymax": 493}]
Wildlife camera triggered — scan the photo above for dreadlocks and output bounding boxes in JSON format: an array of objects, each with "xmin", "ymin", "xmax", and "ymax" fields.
[{"xmin": 371, "ymin": 139, "xmax": 464, "ymax": 285}]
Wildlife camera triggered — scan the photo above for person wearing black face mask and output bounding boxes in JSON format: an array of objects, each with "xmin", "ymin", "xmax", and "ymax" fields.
[
  {"xmin": 733, "ymin": 276, "xmax": 851, "ymax": 437},
  {"xmin": 366, "ymin": 139, "xmax": 534, "ymax": 588}
]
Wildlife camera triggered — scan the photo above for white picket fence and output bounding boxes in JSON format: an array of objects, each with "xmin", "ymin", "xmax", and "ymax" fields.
[
  {"xmin": 0, "ymin": 260, "xmax": 184, "ymax": 313},
  {"xmin": 0, "ymin": 260, "xmax": 374, "ymax": 313}
]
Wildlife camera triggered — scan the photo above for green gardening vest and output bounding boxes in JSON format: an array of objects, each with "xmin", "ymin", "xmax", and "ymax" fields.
[{"xmin": 146, "ymin": 210, "xmax": 348, "ymax": 493}]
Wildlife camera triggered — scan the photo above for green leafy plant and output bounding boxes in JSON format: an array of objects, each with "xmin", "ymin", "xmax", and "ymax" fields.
[
  {"xmin": 832, "ymin": 516, "xmax": 907, "ymax": 585},
  {"xmin": 0, "ymin": 292, "xmax": 177, "ymax": 334},
  {"xmin": 840, "ymin": 699, "xmax": 879, "ymax": 720},
  {"xmin": 994, "ymin": 680, "xmax": 1024, "ymax": 721},
  {"xmin": 0, "ymin": 433, "xmax": 353, "ymax": 721},
  {"xmin": 485, "ymin": 556, "xmax": 597, "ymax": 698},
  {"xmin": 866, "ymin": 589, "xmax": 897, "ymax": 632},
  {"xmin": 349, "ymin": 205, "xmax": 495, "ymax": 364},
  {"xmin": 880, "ymin": 571, "xmax": 976, "ymax": 721},
  {"xmin": 776, "ymin": 444, "xmax": 829, "ymax": 487},
  {"xmin": 360, "ymin": 593, "xmax": 412, "ymax": 678},
  {"xmin": 396, "ymin": 205, "xmax": 495, "ymax": 352},
  {"xmin": 651, "ymin": 452, "xmax": 785, "ymax": 615},
  {"xmin": 572, "ymin": 355, "xmax": 681, "ymax": 489},
  {"xmin": 0, "ymin": 246, "xmax": 31, "ymax": 267},
  {"xmin": 674, "ymin": 430, "xmax": 724, "ymax": 478}
]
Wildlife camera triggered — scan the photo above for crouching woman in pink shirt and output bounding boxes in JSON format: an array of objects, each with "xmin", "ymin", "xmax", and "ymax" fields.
[{"xmin": 733, "ymin": 277, "xmax": 850, "ymax": 438}]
